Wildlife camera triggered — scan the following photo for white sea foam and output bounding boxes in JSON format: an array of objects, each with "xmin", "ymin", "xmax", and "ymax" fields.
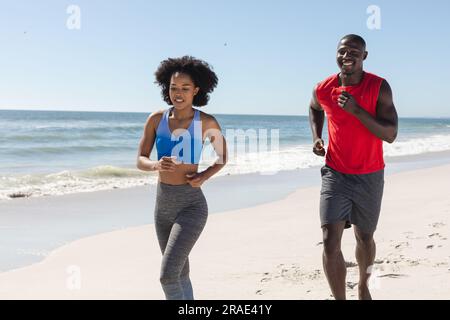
[
  {"xmin": 199, "ymin": 144, "xmax": 324, "ymax": 176},
  {"xmin": 383, "ymin": 135, "xmax": 450, "ymax": 157},
  {"xmin": 0, "ymin": 166, "xmax": 158, "ymax": 201},
  {"xmin": 2, "ymin": 134, "xmax": 450, "ymax": 200}
]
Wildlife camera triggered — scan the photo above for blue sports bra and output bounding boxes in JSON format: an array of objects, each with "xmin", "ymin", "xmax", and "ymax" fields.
[{"xmin": 155, "ymin": 108, "xmax": 203, "ymax": 165}]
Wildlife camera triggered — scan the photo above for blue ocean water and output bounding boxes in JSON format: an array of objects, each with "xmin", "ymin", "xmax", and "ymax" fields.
[{"xmin": 1, "ymin": 109, "xmax": 450, "ymax": 200}]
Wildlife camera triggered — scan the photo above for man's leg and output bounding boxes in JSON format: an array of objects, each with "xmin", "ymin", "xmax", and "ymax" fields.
[
  {"xmin": 354, "ymin": 226, "xmax": 376, "ymax": 300},
  {"xmin": 322, "ymin": 221, "xmax": 347, "ymax": 300}
]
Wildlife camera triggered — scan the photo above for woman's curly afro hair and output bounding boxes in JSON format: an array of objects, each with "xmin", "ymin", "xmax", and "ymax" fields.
[{"xmin": 154, "ymin": 56, "xmax": 218, "ymax": 107}]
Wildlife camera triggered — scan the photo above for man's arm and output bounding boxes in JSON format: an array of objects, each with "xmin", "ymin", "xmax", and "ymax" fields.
[
  {"xmin": 338, "ymin": 80, "xmax": 398, "ymax": 143},
  {"xmin": 309, "ymin": 85, "xmax": 326, "ymax": 156}
]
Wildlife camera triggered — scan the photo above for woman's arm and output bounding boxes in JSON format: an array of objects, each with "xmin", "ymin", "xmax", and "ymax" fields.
[
  {"xmin": 136, "ymin": 111, "xmax": 176, "ymax": 172},
  {"xmin": 186, "ymin": 113, "xmax": 228, "ymax": 187}
]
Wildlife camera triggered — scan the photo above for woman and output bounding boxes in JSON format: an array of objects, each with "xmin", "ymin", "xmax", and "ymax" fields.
[{"xmin": 137, "ymin": 56, "xmax": 227, "ymax": 300}]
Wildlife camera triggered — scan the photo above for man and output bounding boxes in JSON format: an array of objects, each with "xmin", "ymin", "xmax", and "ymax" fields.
[{"xmin": 309, "ymin": 34, "xmax": 398, "ymax": 300}]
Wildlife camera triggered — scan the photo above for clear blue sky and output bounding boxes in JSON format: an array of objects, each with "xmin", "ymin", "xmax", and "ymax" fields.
[{"xmin": 1, "ymin": 0, "xmax": 449, "ymax": 117}]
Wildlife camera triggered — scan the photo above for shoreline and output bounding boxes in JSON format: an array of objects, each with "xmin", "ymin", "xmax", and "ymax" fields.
[
  {"xmin": 3, "ymin": 148, "xmax": 450, "ymax": 202},
  {"xmin": 0, "ymin": 162, "xmax": 449, "ymax": 299},
  {"xmin": 0, "ymin": 152, "xmax": 449, "ymax": 273}
]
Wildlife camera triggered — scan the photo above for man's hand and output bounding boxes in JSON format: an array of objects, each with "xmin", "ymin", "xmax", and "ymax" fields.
[
  {"xmin": 313, "ymin": 138, "xmax": 326, "ymax": 157},
  {"xmin": 338, "ymin": 91, "xmax": 360, "ymax": 115}
]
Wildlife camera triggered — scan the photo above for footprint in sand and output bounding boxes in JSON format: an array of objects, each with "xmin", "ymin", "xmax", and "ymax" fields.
[
  {"xmin": 306, "ymin": 269, "xmax": 323, "ymax": 281},
  {"xmin": 378, "ymin": 273, "xmax": 408, "ymax": 279},
  {"xmin": 260, "ymin": 272, "xmax": 271, "ymax": 282},
  {"xmin": 406, "ymin": 259, "xmax": 420, "ymax": 266},
  {"xmin": 346, "ymin": 282, "xmax": 358, "ymax": 289},
  {"xmin": 263, "ymin": 264, "xmax": 326, "ymax": 285},
  {"xmin": 394, "ymin": 242, "xmax": 410, "ymax": 249},
  {"xmin": 433, "ymin": 262, "xmax": 449, "ymax": 267},
  {"xmin": 345, "ymin": 261, "xmax": 358, "ymax": 268},
  {"xmin": 403, "ymin": 231, "xmax": 423, "ymax": 240},
  {"xmin": 374, "ymin": 259, "xmax": 384, "ymax": 264},
  {"xmin": 261, "ymin": 265, "xmax": 305, "ymax": 284},
  {"xmin": 383, "ymin": 254, "xmax": 421, "ymax": 266},
  {"xmin": 431, "ymin": 222, "xmax": 446, "ymax": 228},
  {"xmin": 281, "ymin": 265, "xmax": 304, "ymax": 281},
  {"xmin": 406, "ymin": 235, "xmax": 424, "ymax": 240},
  {"xmin": 428, "ymin": 233, "xmax": 440, "ymax": 238},
  {"xmin": 377, "ymin": 254, "xmax": 412, "ymax": 269},
  {"xmin": 428, "ymin": 233, "xmax": 447, "ymax": 240}
]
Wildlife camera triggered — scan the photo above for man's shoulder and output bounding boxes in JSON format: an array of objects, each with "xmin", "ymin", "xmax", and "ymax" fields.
[
  {"xmin": 315, "ymin": 74, "xmax": 338, "ymax": 97},
  {"xmin": 317, "ymin": 74, "xmax": 338, "ymax": 87},
  {"xmin": 364, "ymin": 71, "xmax": 385, "ymax": 83}
]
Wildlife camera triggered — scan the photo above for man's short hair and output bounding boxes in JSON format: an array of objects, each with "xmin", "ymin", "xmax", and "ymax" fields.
[{"xmin": 340, "ymin": 34, "xmax": 366, "ymax": 50}]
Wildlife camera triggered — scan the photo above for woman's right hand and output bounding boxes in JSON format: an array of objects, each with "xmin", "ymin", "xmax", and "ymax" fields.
[{"xmin": 155, "ymin": 156, "xmax": 179, "ymax": 172}]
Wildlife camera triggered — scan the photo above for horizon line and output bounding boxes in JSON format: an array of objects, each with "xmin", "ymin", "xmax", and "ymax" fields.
[{"xmin": 1, "ymin": 108, "xmax": 449, "ymax": 119}]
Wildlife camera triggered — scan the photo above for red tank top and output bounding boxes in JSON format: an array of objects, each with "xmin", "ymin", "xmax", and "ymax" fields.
[{"xmin": 316, "ymin": 72, "xmax": 384, "ymax": 174}]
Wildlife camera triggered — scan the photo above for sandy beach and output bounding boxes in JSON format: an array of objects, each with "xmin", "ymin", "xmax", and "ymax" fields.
[{"xmin": 0, "ymin": 163, "xmax": 449, "ymax": 300}]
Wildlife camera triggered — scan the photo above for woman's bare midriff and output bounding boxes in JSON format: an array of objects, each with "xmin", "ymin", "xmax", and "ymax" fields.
[{"xmin": 158, "ymin": 163, "xmax": 199, "ymax": 185}]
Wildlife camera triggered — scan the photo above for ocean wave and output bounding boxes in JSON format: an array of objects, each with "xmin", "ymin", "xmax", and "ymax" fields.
[
  {"xmin": 199, "ymin": 144, "xmax": 324, "ymax": 176},
  {"xmin": 0, "ymin": 166, "xmax": 157, "ymax": 200},
  {"xmin": 384, "ymin": 135, "xmax": 450, "ymax": 157},
  {"xmin": 3, "ymin": 133, "xmax": 117, "ymax": 142},
  {"xmin": 3, "ymin": 134, "xmax": 450, "ymax": 201},
  {"xmin": 78, "ymin": 166, "xmax": 150, "ymax": 178},
  {"xmin": 203, "ymin": 134, "xmax": 450, "ymax": 176},
  {"xmin": 7, "ymin": 145, "xmax": 137, "ymax": 156},
  {"xmin": 31, "ymin": 123, "xmax": 143, "ymax": 130}
]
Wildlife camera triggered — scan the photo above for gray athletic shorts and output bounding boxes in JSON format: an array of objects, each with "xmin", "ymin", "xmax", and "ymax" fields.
[{"xmin": 320, "ymin": 165, "xmax": 384, "ymax": 234}]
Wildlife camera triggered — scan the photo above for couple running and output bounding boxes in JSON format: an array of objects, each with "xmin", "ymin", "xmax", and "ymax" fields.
[{"xmin": 136, "ymin": 34, "xmax": 398, "ymax": 300}]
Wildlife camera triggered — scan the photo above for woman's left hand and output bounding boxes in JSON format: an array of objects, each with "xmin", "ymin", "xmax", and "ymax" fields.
[{"xmin": 186, "ymin": 172, "xmax": 208, "ymax": 188}]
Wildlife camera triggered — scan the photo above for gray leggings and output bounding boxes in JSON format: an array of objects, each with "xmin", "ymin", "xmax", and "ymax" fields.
[{"xmin": 154, "ymin": 182, "xmax": 208, "ymax": 300}]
